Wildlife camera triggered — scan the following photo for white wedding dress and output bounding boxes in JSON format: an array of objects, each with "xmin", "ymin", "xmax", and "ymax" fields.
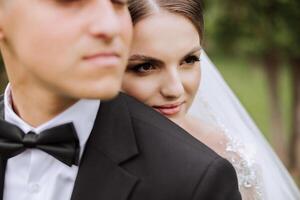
[{"xmin": 188, "ymin": 51, "xmax": 300, "ymax": 200}]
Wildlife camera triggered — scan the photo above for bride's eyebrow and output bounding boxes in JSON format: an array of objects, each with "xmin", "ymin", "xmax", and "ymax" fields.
[
  {"xmin": 179, "ymin": 46, "xmax": 202, "ymax": 63},
  {"xmin": 129, "ymin": 54, "xmax": 164, "ymax": 65},
  {"xmin": 186, "ymin": 47, "xmax": 202, "ymax": 56}
]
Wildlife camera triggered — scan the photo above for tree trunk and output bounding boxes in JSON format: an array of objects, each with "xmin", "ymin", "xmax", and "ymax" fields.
[
  {"xmin": 289, "ymin": 58, "xmax": 300, "ymax": 178},
  {"xmin": 263, "ymin": 53, "xmax": 287, "ymax": 164}
]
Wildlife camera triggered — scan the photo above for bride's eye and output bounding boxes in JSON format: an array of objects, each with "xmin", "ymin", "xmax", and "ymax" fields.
[
  {"xmin": 54, "ymin": 0, "xmax": 83, "ymax": 6},
  {"xmin": 182, "ymin": 55, "xmax": 200, "ymax": 65},
  {"xmin": 111, "ymin": 0, "xmax": 129, "ymax": 6},
  {"xmin": 56, "ymin": 0, "xmax": 81, "ymax": 3},
  {"xmin": 128, "ymin": 62, "xmax": 157, "ymax": 74}
]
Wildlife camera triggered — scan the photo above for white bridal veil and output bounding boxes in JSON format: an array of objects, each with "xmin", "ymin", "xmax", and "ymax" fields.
[{"xmin": 189, "ymin": 51, "xmax": 300, "ymax": 199}]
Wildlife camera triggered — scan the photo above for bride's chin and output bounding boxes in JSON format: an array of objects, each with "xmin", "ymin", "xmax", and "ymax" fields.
[{"xmin": 168, "ymin": 115, "xmax": 187, "ymax": 126}]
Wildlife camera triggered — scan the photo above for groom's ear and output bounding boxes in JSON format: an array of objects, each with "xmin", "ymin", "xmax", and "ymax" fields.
[
  {"xmin": 0, "ymin": 8, "xmax": 5, "ymax": 40},
  {"xmin": 0, "ymin": 1, "xmax": 7, "ymax": 40}
]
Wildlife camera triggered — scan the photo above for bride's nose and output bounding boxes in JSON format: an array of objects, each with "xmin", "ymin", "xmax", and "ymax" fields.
[{"xmin": 160, "ymin": 68, "xmax": 184, "ymax": 99}]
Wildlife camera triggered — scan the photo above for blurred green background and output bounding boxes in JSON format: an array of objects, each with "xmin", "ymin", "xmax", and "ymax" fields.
[
  {"xmin": 208, "ymin": 53, "xmax": 291, "ymax": 140},
  {"xmin": 202, "ymin": 0, "xmax": 300, "ymax": 185},
  {"xmin": 0, "ymin": 0, "xmax": 299, "ymax": 185}
]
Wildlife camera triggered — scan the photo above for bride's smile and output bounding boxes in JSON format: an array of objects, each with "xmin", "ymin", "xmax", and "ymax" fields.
[{"xmin": 152, "ymin": 101, "xmax": 186, "ymax": 116}]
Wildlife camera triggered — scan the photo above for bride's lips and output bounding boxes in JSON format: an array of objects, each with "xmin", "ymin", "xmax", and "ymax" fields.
[
  {"xmin": 152, "ymin": 102, "xmax": 184, "ymax": 116},
  {"xmin": 82, "ymin": 52, "xmax": 121, "ymax": 67}
]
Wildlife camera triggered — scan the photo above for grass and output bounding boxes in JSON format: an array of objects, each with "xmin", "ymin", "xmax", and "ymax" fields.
[
  {"xmin": 210, "ymin": 54, "xmax": 272, "ymax": 138},
  {"xmin": 208, "ymin": 54, "xmax": 292, "ymax": 141}
]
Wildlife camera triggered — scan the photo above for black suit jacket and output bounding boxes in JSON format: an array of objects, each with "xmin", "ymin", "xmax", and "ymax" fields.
[{"xmin": 0, "ymin": 93, "xmax": 241, "ymax": 200}]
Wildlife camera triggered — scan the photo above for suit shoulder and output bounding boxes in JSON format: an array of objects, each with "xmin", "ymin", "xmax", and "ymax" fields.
[
  {"xmin": 118, "ymin": 93, "xmax": 222, "ymax": 164},
  {"xmin": 114, "ymin": 94, "xmax": 240, "ymax": 198}
]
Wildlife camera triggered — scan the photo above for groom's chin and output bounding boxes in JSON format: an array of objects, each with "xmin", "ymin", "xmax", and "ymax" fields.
[{"xmin": 70, "ymin": 79, "xmax": 122, "ymax": 101}]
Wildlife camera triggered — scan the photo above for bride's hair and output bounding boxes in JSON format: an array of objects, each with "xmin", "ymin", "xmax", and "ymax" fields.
[{"xmin": 128, "ymin": 0, "xmax": 204, "ymax": 43}]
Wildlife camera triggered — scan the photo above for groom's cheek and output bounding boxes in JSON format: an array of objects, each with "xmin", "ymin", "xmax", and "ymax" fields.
[{"xmin": 120, "ymin": 11, "xmax": 134, "ymax": 77}]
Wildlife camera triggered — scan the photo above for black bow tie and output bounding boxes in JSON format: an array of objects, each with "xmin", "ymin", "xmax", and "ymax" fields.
[
  {"xmin": 0, "ymin": 119, "xmax": 80, "ymax": 199},
  {"xmin": 0, "ymin": 119, "xmax": 80, "ymax": 166}
]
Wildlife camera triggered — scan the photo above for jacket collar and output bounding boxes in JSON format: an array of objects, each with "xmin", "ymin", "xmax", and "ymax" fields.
[{"xmin": 71, "ymin": 93, "xmax": 139, "ymax": 200}]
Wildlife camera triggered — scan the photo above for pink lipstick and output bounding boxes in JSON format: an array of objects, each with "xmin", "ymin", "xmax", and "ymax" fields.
[{"xmin": 152, "ymin": 102, "xmax": 184, "ymax": 116}]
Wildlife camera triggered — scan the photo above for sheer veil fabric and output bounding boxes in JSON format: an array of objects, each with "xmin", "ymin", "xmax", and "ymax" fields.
[{"xmin": 188, "ymin": 51, "xmax": 300, "ymax": 199}]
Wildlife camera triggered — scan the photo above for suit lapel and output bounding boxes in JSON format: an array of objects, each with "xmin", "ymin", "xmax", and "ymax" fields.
[{"xmin": 71, "ymin": 94, "xmax": 139, "ymax": 200}]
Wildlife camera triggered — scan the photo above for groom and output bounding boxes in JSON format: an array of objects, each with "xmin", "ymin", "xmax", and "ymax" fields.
[{"xmin": 0, "ymin": 1, "xmax": 241, "ymax": 200}]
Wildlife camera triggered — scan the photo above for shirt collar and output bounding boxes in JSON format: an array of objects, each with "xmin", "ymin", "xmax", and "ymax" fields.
[{"xmin": 4, "ymin": 84, "xmax": 100, "ymax": 157}]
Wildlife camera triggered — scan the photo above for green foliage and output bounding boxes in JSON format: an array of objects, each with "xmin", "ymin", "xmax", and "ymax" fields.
[
  {"xmin": 211, "ymin": 54, "xmax": 270, "ymax": 138},
  {"xmin": 212, "ymin": 54, "xmax": 292, "ymax": 141},
  {"xmin": 278, "ymin": 0, "xmax": 300, "ymax": 58},
  {"xmin": 203, "ymin": 0, "xmax": 296, "ymax": 146},
  {"xmin": 203, "ymin": 0, "xmax": 300, "ymax": 60}
]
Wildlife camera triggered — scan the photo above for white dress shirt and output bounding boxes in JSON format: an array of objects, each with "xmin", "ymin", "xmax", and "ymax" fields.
[{"xmin": 3, "ymin": 85, "xmax": 100, "ymax": 200}]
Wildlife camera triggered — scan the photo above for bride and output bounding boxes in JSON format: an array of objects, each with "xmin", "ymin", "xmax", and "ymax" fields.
[{"xmin": 122, "ymin": 0, "xmax": 300, "ymax": 199}]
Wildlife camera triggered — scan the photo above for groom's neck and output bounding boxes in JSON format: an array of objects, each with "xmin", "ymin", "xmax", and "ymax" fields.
[{"xmin": 10, "ymin": 84, "xmax": 78, "ymax": 127}]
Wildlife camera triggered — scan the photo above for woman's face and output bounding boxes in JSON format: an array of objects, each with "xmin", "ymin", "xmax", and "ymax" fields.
[{"xmin": 122, "ymin": 12, "xmax": 201, "ymax": 121}]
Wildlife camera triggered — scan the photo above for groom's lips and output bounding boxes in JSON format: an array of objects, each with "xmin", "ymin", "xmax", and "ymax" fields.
[
  {"xmin": 83, "ymin": 52, "xmax": 121, "ymax": 67},
  {"xmin": 152, "ymin": 102, "xmax": 184, "ymax": 116}
]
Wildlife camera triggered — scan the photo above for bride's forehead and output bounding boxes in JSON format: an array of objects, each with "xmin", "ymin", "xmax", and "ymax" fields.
[
  {"xmin": 131, "ymin": 17, "xmax": 200, "ymax": 59},
  {"xmin": 133, "ymin": 13, "xmax": 199, "ymax": 40},
  {"xmin": 135, "ymin": 11, "xmax": 196, "ymax": 29}
]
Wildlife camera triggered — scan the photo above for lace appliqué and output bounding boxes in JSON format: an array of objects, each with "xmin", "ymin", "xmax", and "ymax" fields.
[
  {"xmin": 196, "ymin": 98, "xmax": 265, "ymax": 199},
  {"xmin": 222, "ymin": 132, "xmax": 264, "ymax": 200}
]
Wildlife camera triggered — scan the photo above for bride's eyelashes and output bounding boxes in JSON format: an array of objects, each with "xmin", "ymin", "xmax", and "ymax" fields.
[
  {"xmin": 127, "ymin": 61, "xmax": 159, "ymax": 75},
  {"xmin": 54, "ymin": 0, "xmax": 128, "ymax": 6},
  {"xmin": 179, "ymin": 55, "xmax": 201, "ymax": 69},
  {"xmin": 127, "ymin": 54, "xmax": 200, "ymax": 75},
  {"xmin": 181, "ymin": 55, "xmax": 200, "ymax": 65},
  {"xmin": 54, "ymin": 0, "xmax": 81, "ymax": 5},
  {"xmin": 127, "ymin": 55, "xmax": 163, "ymax": 75},
  {"xmin": 111, "ymin": 0, "xmax": 129, "ymax": 6}
]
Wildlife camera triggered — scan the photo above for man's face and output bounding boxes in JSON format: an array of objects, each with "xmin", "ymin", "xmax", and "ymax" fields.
[{"xmin": 0, "ymin": 0, "xmax": 132, "ymax": 100}]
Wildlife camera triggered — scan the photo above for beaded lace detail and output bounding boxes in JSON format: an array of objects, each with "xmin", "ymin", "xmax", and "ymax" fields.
[
  {"xmin": 194, "ymin": 99, "xmax": 265, "ymax": 199},
  {"xmin": 222, "ymin": 133, "xmax": 264, "ymax": 200}
]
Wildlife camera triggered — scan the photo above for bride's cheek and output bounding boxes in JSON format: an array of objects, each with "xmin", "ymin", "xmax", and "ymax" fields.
[{"xmin": 183, "ymin": 69, "xmax": 201, "ymax": 93}]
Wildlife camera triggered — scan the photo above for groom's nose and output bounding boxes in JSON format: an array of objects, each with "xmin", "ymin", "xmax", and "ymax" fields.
[{"xmin": 87, "ymin": 0, "xmax": 122, "ymax": 41}]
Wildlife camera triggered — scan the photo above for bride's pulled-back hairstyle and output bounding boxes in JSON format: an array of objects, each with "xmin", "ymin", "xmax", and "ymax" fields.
[{"xmin": 128, "ymin": 0, "xmax": 204, "ymax": 43}]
